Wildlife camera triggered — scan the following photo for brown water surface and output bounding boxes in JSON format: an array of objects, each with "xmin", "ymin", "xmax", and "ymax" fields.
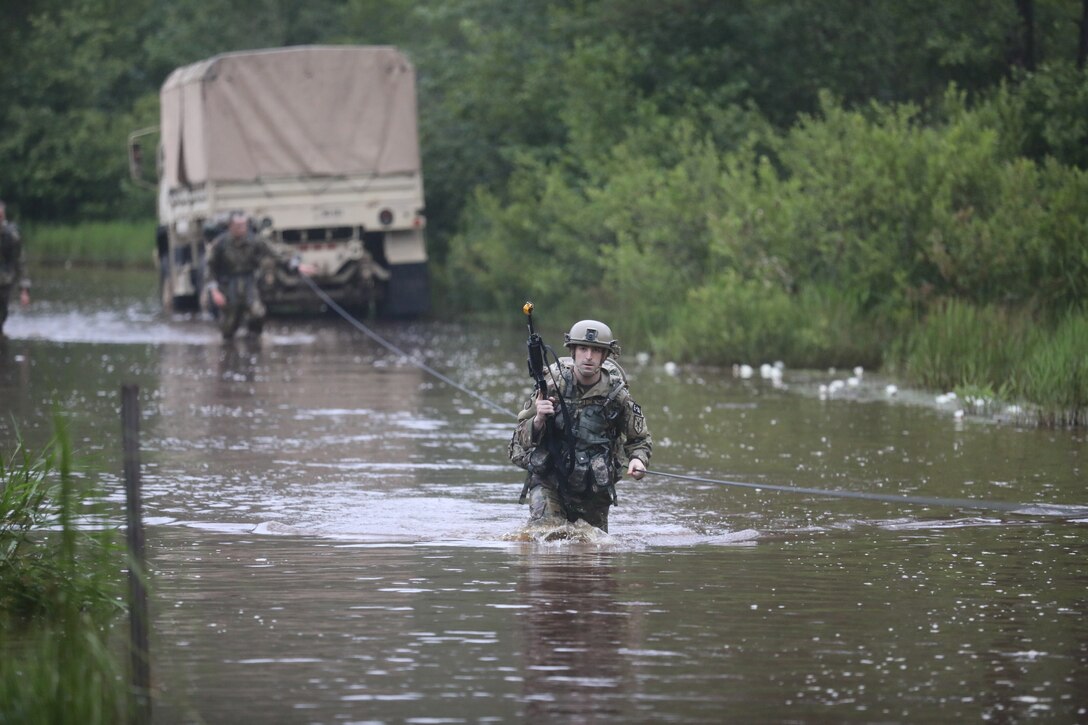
[{"xmin": 1, "ymin": 267, "xmax": 1085, "ymax": 722}]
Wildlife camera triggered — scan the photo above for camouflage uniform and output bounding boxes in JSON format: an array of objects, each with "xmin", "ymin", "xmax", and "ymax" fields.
[
  {"xmin": 509, "ymin": 358, "xmax": 651, "ymax": 532},
  {"xmin": 0, "ymin": 220, "xmax": 29, "ymax": 335},
  {"xmin": 206, "ymin": 229, "xmax": 277, "ymax": 339}
]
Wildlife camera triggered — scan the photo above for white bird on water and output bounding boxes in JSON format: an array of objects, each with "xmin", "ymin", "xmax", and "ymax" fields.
[{"xmin": 664, "ymin": 361, "xmax": 679, "ymax": 376}]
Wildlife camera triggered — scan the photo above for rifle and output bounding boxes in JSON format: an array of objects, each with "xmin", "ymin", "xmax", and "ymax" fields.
[
  {"xmin": 521, "ymin": 302, "xmax": 574, "ymax": 479},
  {"xmin": 523, "ymin": 302, "xmax": 549, "ymax": 399}
]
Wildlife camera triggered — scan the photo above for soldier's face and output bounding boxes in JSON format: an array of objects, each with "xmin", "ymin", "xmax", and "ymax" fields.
[
  {"xmin": 229, "ymin": 218, "xmax": 247, "ymax": 238},
  {"xmin": 572, "ymin": 345, "xmax": 606, "ymax": 385}
]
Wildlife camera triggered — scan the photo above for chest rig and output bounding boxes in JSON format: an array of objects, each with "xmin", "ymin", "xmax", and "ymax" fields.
[
  {"xmin": 551, "ymin": 361, "xmax": 629, "ymax": 499},
  {"xmin": 219, "ymin": 235, "xmax": 266, "ymax": 277}
]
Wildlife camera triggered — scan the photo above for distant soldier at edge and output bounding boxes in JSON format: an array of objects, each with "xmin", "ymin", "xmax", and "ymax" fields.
[
  {"xmin": 0, "ymin": 200, "xmax": 31, "ymax": 337},
  {"xmin": 509, "ymin": 319, "xmax": 652, "ymax": 532}
]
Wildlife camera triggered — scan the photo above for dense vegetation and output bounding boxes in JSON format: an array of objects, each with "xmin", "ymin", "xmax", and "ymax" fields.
[{"xmin": 1, "ymin": 0, "xmax": 1086, "ymax": 421}]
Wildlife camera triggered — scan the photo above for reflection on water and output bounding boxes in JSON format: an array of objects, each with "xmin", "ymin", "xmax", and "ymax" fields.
[
  {"xmin": 1, "ymin": 267, "xmax": 1086, "ymax": 722},
  {"xmin": 518, "ymin": 549, "xmax": 635, "ymax": 722}
]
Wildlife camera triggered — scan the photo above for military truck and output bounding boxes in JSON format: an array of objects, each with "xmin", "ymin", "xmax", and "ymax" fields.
[{"xmin": 130, "ymin": 45, "xmax": 429, "ymax": 316}]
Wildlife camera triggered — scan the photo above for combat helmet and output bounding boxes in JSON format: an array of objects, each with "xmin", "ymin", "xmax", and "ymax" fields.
[{"xmin": 564, "ymin": 320, "xmax": 620, "ymax": 356}]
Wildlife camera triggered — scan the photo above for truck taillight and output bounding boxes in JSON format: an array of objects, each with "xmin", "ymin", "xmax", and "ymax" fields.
[{"xmin": 379, "ymin": 209, "xmax": 394, "ymax": 226}]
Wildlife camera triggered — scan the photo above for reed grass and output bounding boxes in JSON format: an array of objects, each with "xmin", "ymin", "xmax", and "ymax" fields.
[
  {"xmin": 1012, "ymin": 312, "xmax": 1088, "ymax": 426},
  {"xmin": 22, "ymin": 219, "xmax": 158, "ymax": 269},
  {"xmin": 900, "ymin": 301, "xmax": 1087, "ymax": 427},
  {"xmin": 899, "ymin": 300, "xmax": 1026, "ymax": 393},
  {"xmin": 0, "ymin": 424, "xmax": 129, "ymax": 723}
]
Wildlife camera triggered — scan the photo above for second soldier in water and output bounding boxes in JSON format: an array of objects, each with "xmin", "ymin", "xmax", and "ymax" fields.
[
  {"xmin": 205, "ymin": 212, "xmax": 312, "ymax": 340},
  {"xmin": 509, "ymin": 320, "xmax": 651, "ymax": 533}
]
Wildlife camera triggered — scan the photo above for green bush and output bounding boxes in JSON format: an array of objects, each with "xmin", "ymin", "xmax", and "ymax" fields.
[
  {"xmin": 661, "ymin": 269, "xmax": 809, "ymax": 364},
  {"xmin": 449, "ymin": 83, "xmax": 1088, "ymax": 417},
  {"xmin": 990, "ymin": 62, "xmax": 1088, "ymax": 170}
]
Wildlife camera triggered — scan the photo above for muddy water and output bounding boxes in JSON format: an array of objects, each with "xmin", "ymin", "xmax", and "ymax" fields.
[{"xmin": 1, "ymin": 267, "xmax": 1086, "ymax": 722}]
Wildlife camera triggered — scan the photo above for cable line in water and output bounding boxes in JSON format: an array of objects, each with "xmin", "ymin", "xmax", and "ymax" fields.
[
  {"xmin": 647, "ymin": 470, "xmax": 1088, "ymax": 518},
  {"xmin": 299, "ymin": 275, "xmax": 1088, "ymax": 519},
  {"xmin": 299, "ymin": 276, "xmax": 512, "ymax": 417}
]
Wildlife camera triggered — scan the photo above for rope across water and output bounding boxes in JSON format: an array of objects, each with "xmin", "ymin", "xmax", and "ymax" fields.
[{"xmin": 299, "ymin": 275, "xmax": 511, "ymax": 417}]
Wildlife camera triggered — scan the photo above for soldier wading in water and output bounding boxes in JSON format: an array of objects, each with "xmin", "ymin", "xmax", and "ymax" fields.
[
  {"xmin": 0, "ymin": 200, "xmax": 30, "ymax": 337},
  {"xmin": 509, "ymin": 320, "xmax": 652, "ymax": 532},
  {"xmin": 205, "ymin": 212, "xmax": 312, "ymax": 339}
]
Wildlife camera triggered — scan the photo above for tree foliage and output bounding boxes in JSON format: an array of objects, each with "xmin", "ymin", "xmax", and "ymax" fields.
[{"xmin": 0, "ymin": 0, "xmax": 1086, "ymax": 379}]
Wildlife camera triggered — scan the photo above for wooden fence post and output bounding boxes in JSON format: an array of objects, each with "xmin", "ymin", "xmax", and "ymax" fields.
[{"xmin": 121, "ymin": 384, "xmax": 151, "ymax": 723}]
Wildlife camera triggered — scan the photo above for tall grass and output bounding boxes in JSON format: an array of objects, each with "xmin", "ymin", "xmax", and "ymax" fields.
[
  {"xmin": 23, "ymin": 219, "xmax": 157, "ymax": 269},
  {"xmin": 1013, "ymin": 313, "xmax": 1088, "ymax": 426},
  {"xmin": 898, "ymin": 300, "xmax": 1027, "ymax": 393},
  {"xmin": 899, "ymin": 303, "xmax": 1088, "ymax": 426},
  {"xmin": 0, "ymin": 424, "xmax": 129, "ymax": 723}
]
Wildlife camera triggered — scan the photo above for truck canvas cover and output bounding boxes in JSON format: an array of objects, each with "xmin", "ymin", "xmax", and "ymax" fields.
[{"xmin": 160, "ymin": 45, "xmax": 420, "ymax": 188}]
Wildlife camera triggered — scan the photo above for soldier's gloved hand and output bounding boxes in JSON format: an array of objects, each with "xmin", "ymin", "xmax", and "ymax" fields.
[
  {"xmin": 627, "ymin": 458, "xmax": 647, "ymax": 481},
  {"xmin": 532, "ymin": 393, "xmax": 556, "ymax": 432}
]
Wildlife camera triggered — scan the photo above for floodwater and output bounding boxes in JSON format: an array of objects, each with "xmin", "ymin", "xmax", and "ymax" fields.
[{"xmin": 1, "ymin": 267, "xmax": 1086, "ymax": 723}]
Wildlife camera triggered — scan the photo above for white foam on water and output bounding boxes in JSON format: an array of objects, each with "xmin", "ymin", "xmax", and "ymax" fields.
[
  {"xmin": 252, "ymin": 521, "xmax": 308, "ymax": 536},
  {"xmin": 4, "ymin": 308, "xmax": 318, "ymax": 346}
]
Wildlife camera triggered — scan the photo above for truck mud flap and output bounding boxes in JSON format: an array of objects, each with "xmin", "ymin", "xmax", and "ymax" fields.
[{"xmin": 382, "ymin": 262, "xmax": 429, "ymax": 317}]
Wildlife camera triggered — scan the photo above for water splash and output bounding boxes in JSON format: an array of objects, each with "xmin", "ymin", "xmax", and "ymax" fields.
[{"xmin": 501, "ymin": 519, "xmax": 614, "ymax": 544}]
